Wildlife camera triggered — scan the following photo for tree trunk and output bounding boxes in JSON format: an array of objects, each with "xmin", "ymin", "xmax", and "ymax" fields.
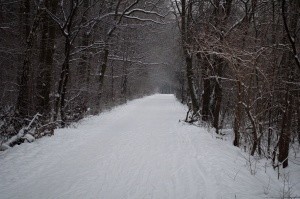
[
  {"xmin": 186, "ymin": 55, "xmax": 199, "ymax": 114},
  {"xmin": 278, "ymin": 91, "xmax": 293, "ymax": 168},
  {"xmin": 17, "ymin": 3, "xmax": 43, "ymax": 118},
  {"xmin": 211, "ymin": 56, "xmax": 224, "ymax": 134},
  {"xmin": 233, "ymin": 81, "xmax": 242, "ymax": 147},
  {"xmin": 201, "ymin": 59, "xmax": 211, "ymax": 121},
  {"xmin": 121, "ymin": 62, "xmax": 128, "ymax": 102},
  {"xmin": 96, "ymin": 48, "xmax": 109, "ymax": 110},
  {"xmin": 37, "ymin": 0, "xmax": 58, "ymax": 117},
  {"xmin": 77, "ymin": 0, "xmax": 91, "ymax": 103},
  {"xmin": 297, "ymin": 102, "xmax": 300, "ymax": 144},
  {"xmin": 53, "ymin": 0, "xmax": 78, "ymax": 126},
  {"xmin": 181, "ymin": 0, "xmax": 199, "ymax": 115},
  {"xmin": 54, "ymin": 38, "xmax": 71, "ymax": 126},
  {"xmin": 20, "ymin": 0, "xmax": 30, "ymax": 39},
  {"xmin": 16, "ymin": 0, "xmax": 30, "ymax": 118},
  {"xmin": 212, "ymin": 79, "xmax": 222, "ymax": 134},
  {"xmin": 210, "ymin": 0, "xmax": 232, "ymax": 133},
  {"xmin": 281, "ymin": 0, "xmax": 300, "ymax": 72},
  {"xmin": 111, "ymin": 64, "xmax": 115, "ymax": 103},
  {"xmin": 244, "ymin": 104, "xmax": 258, "ymax": 156}
]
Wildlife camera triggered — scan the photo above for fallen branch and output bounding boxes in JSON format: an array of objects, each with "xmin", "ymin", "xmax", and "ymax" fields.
[{"xmin": 0, "ymin": 113, "xmax": 41, "ymax": 151}]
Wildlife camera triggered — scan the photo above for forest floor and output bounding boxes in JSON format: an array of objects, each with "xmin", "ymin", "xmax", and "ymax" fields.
[{"xmin": 0, "ymin": 94, "xmax": 299, "ymax": 199}]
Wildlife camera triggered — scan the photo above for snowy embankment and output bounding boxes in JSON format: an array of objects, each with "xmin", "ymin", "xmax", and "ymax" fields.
[{"xmin": 0, "ymin": 94, "xmax": 298, "ymax": 199}]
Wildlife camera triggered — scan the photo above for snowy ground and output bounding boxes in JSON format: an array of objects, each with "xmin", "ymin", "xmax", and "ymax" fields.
[{"xmin": 0, "ymin": 94, "xmax": 299, "ymax": 199}]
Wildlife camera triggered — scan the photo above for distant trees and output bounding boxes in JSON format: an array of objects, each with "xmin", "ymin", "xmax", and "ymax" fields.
[
  {"xmin": 0, "ymin": 0, "xmax": 168, "ymax": 147},
  {"xmin": 172, "ymin": 0, "xmax": 300, "ymax": 168}
]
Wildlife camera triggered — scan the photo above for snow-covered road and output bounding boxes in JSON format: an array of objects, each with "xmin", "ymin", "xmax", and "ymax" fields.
[{"xmin": 0, "ymin": 95, "xmax": 287, "ymax": 198}]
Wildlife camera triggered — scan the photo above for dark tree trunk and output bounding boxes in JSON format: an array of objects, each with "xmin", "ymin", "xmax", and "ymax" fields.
[
  {"xmin": 121, "ymin": 63, "xmax": 128, "ymax": 102},
  {"xmin": 53, "ymin": 0, "xmax": 78, "ymax": 126},
  {"xmin": 60, "ymin": 55, "xmax": 70, "ymax": 127},
  {"xmin": 37, "ymin": 0, "xmax": 58, "ymax": 117},
  {"xmin": 278, "ymin": 91, "xmax": 293, "ymax": 168},
  {"xmin": 298, "ymin": 102, "xmax": 300, "ymax": 145},
  {"xmin": 16, "ymin": 0, "xmax": 31, "ymax": 118},
  {"xmin": 244, "ymin": 104, "xmax": 258, "ymax": 156},
  {"xmin": 212, "ymin": 79, "xmax": 222, "ymax": 134},
  {"xmin": 111, "ymin": 64, "xmax": 115, "ymax": 103},
  {"xmin": 233, "ymin": 81, "xmax": 242, "ymax": 147},
  {"xmin": 181, "ymin": 0, "xmax": 199, "ymax": 115},
  {"xmin": 258, "ymin": 123, "xmax": 262, "ymax": 156},
  {"xmin": 20, "ymin": 0, "xmax": 30, "ymax": 38},
  {"xmin": 201, "ymin": 59, "xmax": 211, "ymax": 121},
  {"xmin": 281, "ymin": 0, "xmax": 300, "ymax": 72},
  {"xmin": 96, "ymin": 48, "xmax": 109, "ymax": 110},
  {"xmin": 186, "ymin": 55, "xmax": 199, "ymax": 114},
  {"xmin": 17, "ymin": 3, "xmax": 43, "ymax": 118},
  {"xmin": 267, "ymin": 104, "xmax": 273, "ymax": 156},
  {"xmin": 77, "ymin": 0, "xmax": 91, "ymax": 103},
  {"xmin": 211, "ymin": 57, "xmax": 224, "ymax": 134},
  {"xmin": 54, "ymin": 38, "xmax": 71, "ymax": 126},
  {"xmin": 210, "ymin": 0, "xmax": 232, "ymax": 133}
]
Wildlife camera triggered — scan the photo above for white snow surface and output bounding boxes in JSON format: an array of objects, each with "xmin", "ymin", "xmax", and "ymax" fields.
[{"xmin": 0, "ymin": 94, "xmax": 297, "ymax": 199}]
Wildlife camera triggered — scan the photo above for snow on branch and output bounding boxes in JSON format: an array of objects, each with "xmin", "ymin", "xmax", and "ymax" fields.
[
  {"xmin": 124, "ymin": 8, "xmax": 166, "ymax": 18},
  {"xmin": 108, "ymin": 55, "xmax": 165, "ymax": 66},
  {"xmin": 122, "ymin": 15, "xmax": 165, "ymax": 25},
  {"xmin": 0, "ymin": 113, "xmax": 41, "ymax": 151}
]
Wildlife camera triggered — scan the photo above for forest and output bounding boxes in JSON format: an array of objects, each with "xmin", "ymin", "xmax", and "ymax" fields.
[
  {"xmin": 172, "ymin": 0, "xmax": 300, "ymax": 170},
  {"xmin": 0, "ymin": 0, "xmax": 299, "ymax": 174},
  {"xmin": 0, "ymin": 0, "xmax": 178, "ymax": 145}
]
